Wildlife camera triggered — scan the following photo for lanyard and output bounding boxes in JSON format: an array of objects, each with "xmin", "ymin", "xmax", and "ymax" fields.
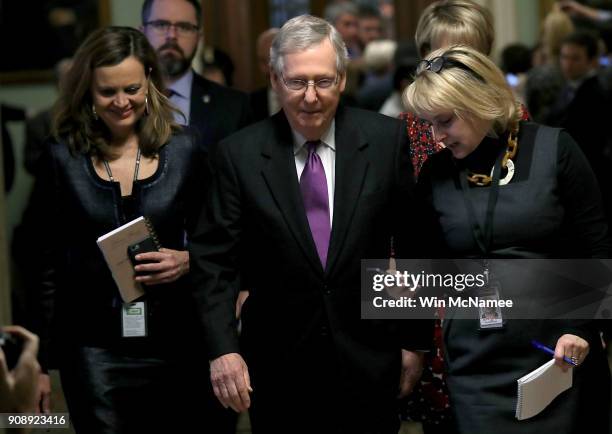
[
  {"xmin": 458, "ymin": 149, "xmax": 504, "ymax": 257},
  {"xmin": 103, "ymin": 148, "xmax": 142, "ymax": 183}
]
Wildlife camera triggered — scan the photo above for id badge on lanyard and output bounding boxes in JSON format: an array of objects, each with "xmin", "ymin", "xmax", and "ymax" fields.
[
  {"xmin": 121, "ymin": 301, "xmax": 148, "ymax": 337},
  {"xmin": 458, "ymin": 151, "xmax": 506, "ymax": 331},
  {"xmin": 477, "ymin": 261, "xmax": 504, "ymax": 330}
]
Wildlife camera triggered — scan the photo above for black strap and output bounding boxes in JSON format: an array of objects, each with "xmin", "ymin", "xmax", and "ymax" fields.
[
  {"xmin": 533, "ymin": 125, "xmax": 560, "ymax": 157},
  {"xmin": 458, "ymin": 149, "xmax": 504, "ymax": 256}
]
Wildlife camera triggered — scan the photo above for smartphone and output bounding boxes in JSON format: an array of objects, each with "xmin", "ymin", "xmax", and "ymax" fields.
[
  {"xmin": 0, "ymin": 331, "xmax": 22, "ymax": 370},
  {"xmin": 127, "ymin": 237, "xmax": 159, "ymax": 275}
]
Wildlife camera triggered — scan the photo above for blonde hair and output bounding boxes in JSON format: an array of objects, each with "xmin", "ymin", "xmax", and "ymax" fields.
[
  {"xmin": 403, "ymin": 45, "xmax": 520, "ymax": 136},
  {"xmin": 541, "ymin": 10, "xmax": 575, "ymax": 64},
  {"xmin": 415, "ymin": 0, "xmax": 494, "ymax": 57}
]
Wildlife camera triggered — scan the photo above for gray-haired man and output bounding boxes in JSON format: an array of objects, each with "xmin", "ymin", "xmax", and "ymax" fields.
[{"xmin": 190, "ymin": 15, "xmax": 431, "ymax": 433}]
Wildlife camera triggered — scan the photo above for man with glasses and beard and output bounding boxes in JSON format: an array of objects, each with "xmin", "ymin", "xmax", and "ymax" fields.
[
  {"xmin": 141, "ymin": 0, "xmax": 252, "ymax": 151},
  {"xmin": 140, "ymin": 3, "xmax": 249, "ymax": 431}
]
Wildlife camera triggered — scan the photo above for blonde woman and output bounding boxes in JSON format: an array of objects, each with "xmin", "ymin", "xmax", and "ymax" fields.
[
  {"xmin": 398, "ymin": 3, "xmax": 525, "ymax": 432},
  {"xmin": 404, "ymin": 45, "xmax": 610, "ymax": 434},
  {"xmin": 404, "ymin": 0, "xmax": 506, "ymax": 177}
]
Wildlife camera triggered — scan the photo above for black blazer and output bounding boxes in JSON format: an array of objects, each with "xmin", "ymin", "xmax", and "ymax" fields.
[
  {"xmin": 189, "ymin": 106, "xmax": 432, "ymax": 398},
  {"xmin": 31, "ymin": 131, "xmax": 208, "ymax": 368},
  {"xmin": 248, "ymin": 86, "xmax": 270, "ymax": 122},
  {"xmin": 189, "ymin": 72, "xmax": 252, "ymax": 151}
]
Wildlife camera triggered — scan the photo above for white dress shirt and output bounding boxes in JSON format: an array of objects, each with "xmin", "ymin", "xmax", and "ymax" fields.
[{"xmin": 168, "ymin": 69, "xmax": 193, "ymax": 125}]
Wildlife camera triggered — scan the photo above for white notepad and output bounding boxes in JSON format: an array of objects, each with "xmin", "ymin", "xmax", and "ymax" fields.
[
  {"xmin": 97, "ymin": 216, "xmax": 158, "ymax": 302},
  {"xmin": 515, "ymin": 359, "xmax": 573, "ymax": 420}
]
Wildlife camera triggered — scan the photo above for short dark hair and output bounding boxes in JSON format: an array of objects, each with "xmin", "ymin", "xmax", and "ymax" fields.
[
  {"xmin": 141, "ymin": 0, "xmax": 202, "ymax": 26},
  {"xmin": 562, "ymin": 31, "xmax": 599, "ymax": 60},
  {"xmin": 201, "ymin": 46, "xmax": 235, "ymax": 86},
  {"xmin": 501, "ymin": 43, "xmax": 532, "ymax": 74}
]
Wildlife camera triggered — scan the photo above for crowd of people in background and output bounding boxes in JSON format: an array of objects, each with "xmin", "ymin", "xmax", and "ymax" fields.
[{"xmin": 2, "ymin": 0, "xmax": 612, "ymax": 433}]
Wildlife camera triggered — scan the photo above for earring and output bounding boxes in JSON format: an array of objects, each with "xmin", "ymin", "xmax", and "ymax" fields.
[
  {"xmin": 144, "ymin": 95, "xmax": 150, "ymax": 116},
  {"xmin": 92, "ymin": 105, "xmax": 98, "ymax": 120}
]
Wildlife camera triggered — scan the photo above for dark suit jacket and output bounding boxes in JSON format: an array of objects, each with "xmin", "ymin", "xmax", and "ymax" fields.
[
  {"xmin": 189, "ymin": 105, "xmax": 432, "ymax": 404},
  {"xmin": 546, "ymin": 75, "xmax": 612, "ymax": 222},
  {"xmin": 189, "ymin": 72, "xmax": 252, "ymax": 151},
  {"xmin": 248, "ymin": 86, "xmax": 270, "ymax": 122},
  {"xmin": 549, "ymin": 76, "xmax": 608, "ymax": 151},
  {"xmin": 30, "ymin": 131, "xmax": 208, "ymax": 369}
]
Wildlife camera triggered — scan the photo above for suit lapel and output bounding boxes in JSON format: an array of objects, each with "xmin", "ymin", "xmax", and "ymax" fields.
[
  {"xmin": 326, "ymin": 107, "xmax": 369, "ymax": 276},
  {"xmin": 261, "ymin": 112, "xmax": 323, "ymax": 273}
]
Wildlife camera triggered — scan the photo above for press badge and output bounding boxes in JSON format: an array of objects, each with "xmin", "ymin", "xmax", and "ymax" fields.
[
  {"xmin": 478, "ymin": 280, "xmax": 504, "ymax": 330},
  {"xmin": 121, "ymin": 301, "xmax": 147, "ymax": 337}
]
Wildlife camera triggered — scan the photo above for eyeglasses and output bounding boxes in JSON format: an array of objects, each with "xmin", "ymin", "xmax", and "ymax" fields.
[
  {"xmin": 144, "ymin": 20, "xmax": 199, "ymax": 36},
  {"xmin": 416, "ymin": 55, "xmax": 485, "ymax": 82},
  {"xmin": 281, "ymin": 74, "xmax": 339, "ymax": 92}
]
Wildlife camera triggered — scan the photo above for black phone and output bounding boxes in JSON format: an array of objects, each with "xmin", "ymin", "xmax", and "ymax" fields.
[
  {"xmin": 127, "ymin": 237, "xmax": 159, "ymax": 274},
  {"xmin": 0, "ymin": 331, "xmax": 22, "ymax": 370}
]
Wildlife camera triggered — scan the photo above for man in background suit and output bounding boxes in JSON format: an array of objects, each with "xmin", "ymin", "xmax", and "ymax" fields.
[
  {"xmin": 190, "ymin": 15, "xmax": 430, "ymax": 434},
  {"xmin": 141, "ymin": 0, "xmax": 251, "ymax": 150},
  {"xmin": 545, "ymin": 31, "xmax": 612, "ymax": 223}
]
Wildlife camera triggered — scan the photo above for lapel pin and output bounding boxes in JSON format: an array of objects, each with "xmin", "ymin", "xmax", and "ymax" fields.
[{"xmin": 202, "ymin": 94, "xmax": 211, "ymax": 104}]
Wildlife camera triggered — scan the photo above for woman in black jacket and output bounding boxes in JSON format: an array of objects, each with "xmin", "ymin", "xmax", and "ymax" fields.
[{"xmin": 31, "ymin": 26, "xmax": 233, "ymax": 433}]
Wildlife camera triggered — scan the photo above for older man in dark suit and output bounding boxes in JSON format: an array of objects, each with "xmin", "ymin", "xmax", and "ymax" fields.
[
  {"xmin": 141, "ymin": 0, "xmax": 251, "ymax": 150},
  {"xmin": 190, "ymin": 15, "xmax": 430, "ymax": 434}
]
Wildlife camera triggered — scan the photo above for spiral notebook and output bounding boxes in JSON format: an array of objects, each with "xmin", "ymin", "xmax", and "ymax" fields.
[
  {"xmin": 515, "ymin": 359, "xmax": 573, "ymax": 420},
  {"xmin": 97, "ymin": 216, "xmax": 161, "ymax": 302}
]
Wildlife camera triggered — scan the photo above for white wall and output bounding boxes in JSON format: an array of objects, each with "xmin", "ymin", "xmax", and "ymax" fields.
[
  {"xmin": 475, "ymin": 0, "xmax": 540, "ymax": 62},
  {"xmin": 111, "ymin": 0, "xmax": 141, "ymax": 27}
]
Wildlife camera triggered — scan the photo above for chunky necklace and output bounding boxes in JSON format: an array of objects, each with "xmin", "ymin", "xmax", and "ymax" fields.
[{"xmin": 466, "ymin": 127, "xmax": 519, "ymax": 186}]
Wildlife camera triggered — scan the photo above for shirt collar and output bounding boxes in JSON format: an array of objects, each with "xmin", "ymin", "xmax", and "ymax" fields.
[
  {"xmin": 292, "ymin": 120, "xmax": 336, "ymax": 156},
  {"xmin": 168, "ymin": 69, "xmax": 193, "ymax": 99}
]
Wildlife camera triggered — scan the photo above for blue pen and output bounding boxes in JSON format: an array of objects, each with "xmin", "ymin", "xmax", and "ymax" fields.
[{"xmin": 531, "ymin": 340, "xmax": 577, "ymax": 366}]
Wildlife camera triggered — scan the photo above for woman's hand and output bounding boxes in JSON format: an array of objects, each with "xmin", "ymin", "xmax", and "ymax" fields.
[
  {"xmin": 554, "ymin": 334, "xmax": 590, "ymax": 372},
  {"xmin": 133, "ymin": 248, "xmax": 189, "ymax": 285}
]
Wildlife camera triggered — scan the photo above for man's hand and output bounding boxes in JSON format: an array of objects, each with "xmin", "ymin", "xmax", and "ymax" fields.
[
  {"xmin": 398, "ymin": 350, "xmax": 424, "ymax": 398},
  {"xmin": 0, "ymin": 326, "xmax": 41, "ymax": 413},
  {"xmin": 210, "ymin": 353, "xmax": 252, "ymax": 412}
]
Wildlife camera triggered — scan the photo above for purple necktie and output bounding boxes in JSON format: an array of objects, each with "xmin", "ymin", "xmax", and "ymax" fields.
[{"xmin": 300, "ymin": 140, "xmax": 331, "ymax": 267}]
